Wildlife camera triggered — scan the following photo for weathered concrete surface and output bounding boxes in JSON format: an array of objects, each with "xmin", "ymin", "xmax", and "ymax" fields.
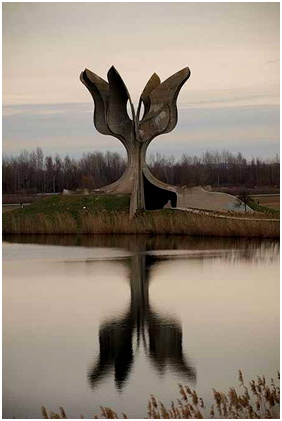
[{"xmin": 80, "ymin": 66, "xmax": 190, "ymax": 216}]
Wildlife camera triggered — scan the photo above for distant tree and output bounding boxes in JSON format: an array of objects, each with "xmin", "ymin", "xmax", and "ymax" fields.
[
  {"xmin": 237, "ymin": 191, "xmax": 253, "ymax": 212},
  {"xmin": 81, "ymin": 175, "xmax": 95, "ymax": 190},
  {"xmin": 45, "ymin": 155, "xmax": 55, "ymax": 193},
  {"xmin": 2, "ymin": 148, "xmax": 280, "ymax": 194}
]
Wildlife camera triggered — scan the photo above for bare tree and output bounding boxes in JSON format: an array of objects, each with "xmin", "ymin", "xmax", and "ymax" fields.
[{"xmin": 2, "ymin": 148, "xmax": 280, "ymax": 194}]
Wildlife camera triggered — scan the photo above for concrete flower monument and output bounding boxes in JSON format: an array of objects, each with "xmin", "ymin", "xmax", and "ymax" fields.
[
  {"xmin": 80, "ymin": 66, "xmax": 251, "ymax": 214},
  {"xmin": 80, "ymin": 66, "xmax": 190, "ymax": 216}
]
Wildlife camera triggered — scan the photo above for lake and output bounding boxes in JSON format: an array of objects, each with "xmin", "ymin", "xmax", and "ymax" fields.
[{"xmin": 3, "ymin": 235, "xmax": 279, "ymax": 419}]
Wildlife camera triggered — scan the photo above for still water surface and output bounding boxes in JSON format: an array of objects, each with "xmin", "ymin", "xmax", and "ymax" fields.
[{"xmin": 3, "ymin": 235, "xmax": 279, "ymax": 418}]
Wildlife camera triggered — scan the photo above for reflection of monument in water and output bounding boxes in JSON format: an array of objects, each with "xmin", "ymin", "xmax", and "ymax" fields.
[{"xmin": 88, "ymin": 253, "xmax": 196, "ymax": 390}]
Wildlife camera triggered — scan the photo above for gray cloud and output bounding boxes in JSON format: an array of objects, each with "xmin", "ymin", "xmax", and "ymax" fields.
[{"xmin": 3, "ymin": 102, "xmax": 279, "ymax": 161}]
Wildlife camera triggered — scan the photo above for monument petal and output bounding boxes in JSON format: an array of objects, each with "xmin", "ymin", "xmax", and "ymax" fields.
[
  {"xmin": 80, "ymin": 69, "xmax": 110, "ymax": 136},
  {"xmin": 137, "ymin": 67, "xmax": 191, "ymax": 142},
  {"xmin": 107, "ymin": 66, "xmax": 136, "ymax": 145}
]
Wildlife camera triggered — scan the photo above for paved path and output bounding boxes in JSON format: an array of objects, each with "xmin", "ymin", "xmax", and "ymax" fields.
[
  {"xmin": 177, "ymin": 186, "xmax": 252, "ymax": 212},
  {"xmin": 2, "ymin": 204, "xmax": 31, "ymax": 213},
  {"xmin": 175, "ymin": 207, "xmax": 280, "ymax": 222}
]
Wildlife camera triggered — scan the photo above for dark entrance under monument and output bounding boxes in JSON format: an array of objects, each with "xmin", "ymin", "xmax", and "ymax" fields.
[{"xmin": 143, "ymin": 175, "xmax": 177, "ymax": 210}]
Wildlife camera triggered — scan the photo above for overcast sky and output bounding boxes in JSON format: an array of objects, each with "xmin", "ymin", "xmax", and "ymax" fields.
[{"xmin": 3, "ymin": 2, "xmax": 280, "ymax": 160}]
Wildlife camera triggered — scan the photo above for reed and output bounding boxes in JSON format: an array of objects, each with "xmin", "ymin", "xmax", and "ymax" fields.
[
  {"xmin": 40, "ymin": 371, "xmax": 279, "ymax": 419},
  {"xmin": 3, "ymin": 212, "xmax": 77, "ymax": 234},
  {"xmin": 3, "ymin": 208, "xmax": 279, "ymax": 237}
]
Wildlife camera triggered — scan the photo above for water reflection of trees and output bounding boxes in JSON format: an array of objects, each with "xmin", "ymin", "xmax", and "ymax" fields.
[
  {"xmin": 88, "ymin": 254, "xmax": 196, "ymax": 391},
  {"xmin": 3, "ymin": 234, "xmax": 279, "ymax": 264}
]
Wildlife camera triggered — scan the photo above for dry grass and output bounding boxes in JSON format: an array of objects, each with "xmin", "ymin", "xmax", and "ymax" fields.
[
  {"xmin": 2, "ymin": 205, "xmax": 22, "ymax": 213},
  {"xmin": 3, "ymin": 212, "xmax": 77, "ymax": 234},
  {"xmin": 3, "ymin": 208, "xmax": 279, "ymax": 237},
  {"xmin": 3, "ymin": 194, "xmax": 279, "ymax": 237},
  {"xmin": 41, "ymin": 371, "xmax": 279, "ymax": 419}
]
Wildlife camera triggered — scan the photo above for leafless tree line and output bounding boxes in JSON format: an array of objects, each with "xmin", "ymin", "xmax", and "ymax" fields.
[{"xmin": 2, "ymin": 147, "xmax": 280, "ymax": 194}]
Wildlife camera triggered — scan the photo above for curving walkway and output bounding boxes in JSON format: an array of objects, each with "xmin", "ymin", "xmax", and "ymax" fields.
[
  {"xmin": 176, "ymin": 186, "xmax": 253, "ymax": 213},
  {"xmin": 175, "ymin": 206, "xmax": 279, "ymax": 222}
]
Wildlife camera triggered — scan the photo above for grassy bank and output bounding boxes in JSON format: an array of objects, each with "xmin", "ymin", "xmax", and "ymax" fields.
[
  {"xmin": 40, "ymin": 371, "xmax": 279, "ymax": 419},
  {"xmin": 3, "ymin": 194, "xmax": 279, "ymax": 237},
  {"xmin": 249, "ymin": 201, "xmax": 280, "ymax": 217}
]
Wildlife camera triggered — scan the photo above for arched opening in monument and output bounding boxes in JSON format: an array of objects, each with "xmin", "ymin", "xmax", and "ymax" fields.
[
  {"xmin": 138, "ymin": 101, "xmax": 145, "ymax": 120},
  {"xmin": 126, "ymin": 100, "xmax": 134, "ymax": 121},
  {"xmin": 143, "ymin": 174, "xmax": 177, "ymax": 210}
]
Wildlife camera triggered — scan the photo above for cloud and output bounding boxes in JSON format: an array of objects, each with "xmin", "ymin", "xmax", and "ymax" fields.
[
  {"xmin": 3, "ymin": 102, "xmax": 279, "ymax": 161},
  {"xmin": 3, "ymin": 3, "xmax": 279, "ymax": 106},
  {"xmin": 267, "ymin": 59, "xmax": 280, "ymax": 64},
  {"xmin": 3, "ymin": 103, "xmax": 90, "ymax": 117}
]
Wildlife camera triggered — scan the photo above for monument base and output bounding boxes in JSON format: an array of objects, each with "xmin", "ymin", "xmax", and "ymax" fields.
[{"xmin": 62, "ymin": 183, "xmax": 252, "ymax": 213}]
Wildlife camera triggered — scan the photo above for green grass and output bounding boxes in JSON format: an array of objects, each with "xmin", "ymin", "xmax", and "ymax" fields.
[
  {"xmin": 15, "ymin": 194, "xmax": 130, "ymax": 217},
  {"xmin": 249, "ymin": 201, "xmax": 280, "ymax": 217}
]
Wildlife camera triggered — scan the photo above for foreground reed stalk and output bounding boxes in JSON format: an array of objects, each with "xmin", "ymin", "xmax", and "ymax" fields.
[{"xmin": 41, "ymin": 371, "xmax": 279, "ymax": 419}]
